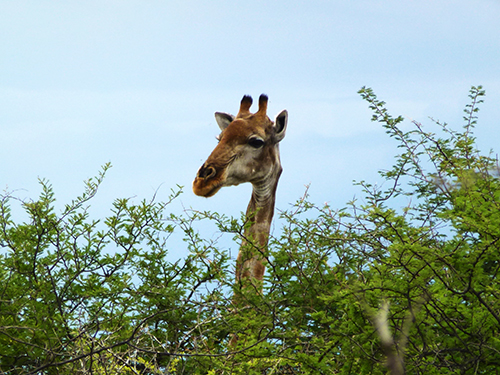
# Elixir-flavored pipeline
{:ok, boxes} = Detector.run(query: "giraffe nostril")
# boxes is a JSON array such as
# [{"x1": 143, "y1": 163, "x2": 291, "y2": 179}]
[{"x1": 198, "y1": 165, "x2": 217, "y2": 180}]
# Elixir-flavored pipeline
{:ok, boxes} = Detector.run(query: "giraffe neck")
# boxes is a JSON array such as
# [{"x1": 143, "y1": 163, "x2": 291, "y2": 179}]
[{"x1": 235, "y1": 166, "x2": 282, "y2": 283}]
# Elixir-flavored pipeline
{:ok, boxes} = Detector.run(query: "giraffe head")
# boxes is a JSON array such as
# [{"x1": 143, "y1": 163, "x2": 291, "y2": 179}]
[{"x1": 193, "y1": 94, "x2": 288, "y2": 198}]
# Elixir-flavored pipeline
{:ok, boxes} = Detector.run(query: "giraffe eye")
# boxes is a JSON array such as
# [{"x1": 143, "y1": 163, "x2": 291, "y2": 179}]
[{"x1": 248, "y1": 137, "x2": 265, "y2": 148}]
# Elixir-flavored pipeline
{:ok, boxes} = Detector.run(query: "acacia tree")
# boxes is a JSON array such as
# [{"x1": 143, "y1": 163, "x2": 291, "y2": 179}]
[
  {"x1": 1, "y1": 86, "x2": 499, "y2": 374},
  {"x1": 0, "y1": 168, "x2": 235, "y2": 374},
  {"x1": 254, "y1": 85, "x2": 499, "y2": 374}
]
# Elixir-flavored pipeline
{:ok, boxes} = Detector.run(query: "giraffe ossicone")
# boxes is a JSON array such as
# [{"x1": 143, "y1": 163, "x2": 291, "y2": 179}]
[{"x1": 193, "y1": 94, "x2": 287, "y2": 283}]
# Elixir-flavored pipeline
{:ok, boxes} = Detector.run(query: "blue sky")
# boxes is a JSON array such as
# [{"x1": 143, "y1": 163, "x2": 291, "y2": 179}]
[{"x1": 2, "y1": 1, "x2": 500, "y2": 258}]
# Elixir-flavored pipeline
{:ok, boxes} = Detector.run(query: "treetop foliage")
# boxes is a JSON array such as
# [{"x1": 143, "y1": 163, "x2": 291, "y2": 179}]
[{"x1": 1, "y1": 86, "x2": 499, "y2": 374}]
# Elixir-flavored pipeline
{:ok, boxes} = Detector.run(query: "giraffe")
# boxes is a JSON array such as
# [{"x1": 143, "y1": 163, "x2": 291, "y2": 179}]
[{"x1": 193, "y1": 94, "x2": 288, "y2": 288}]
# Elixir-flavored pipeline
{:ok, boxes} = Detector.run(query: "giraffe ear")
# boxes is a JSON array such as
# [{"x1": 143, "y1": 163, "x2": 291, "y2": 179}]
[
  {"x1": 214, "y1": 112, "x2": 234, "y2": 131},
  {"x1": 274, "y1": 110, "x2": 288, "y2": 142}
]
